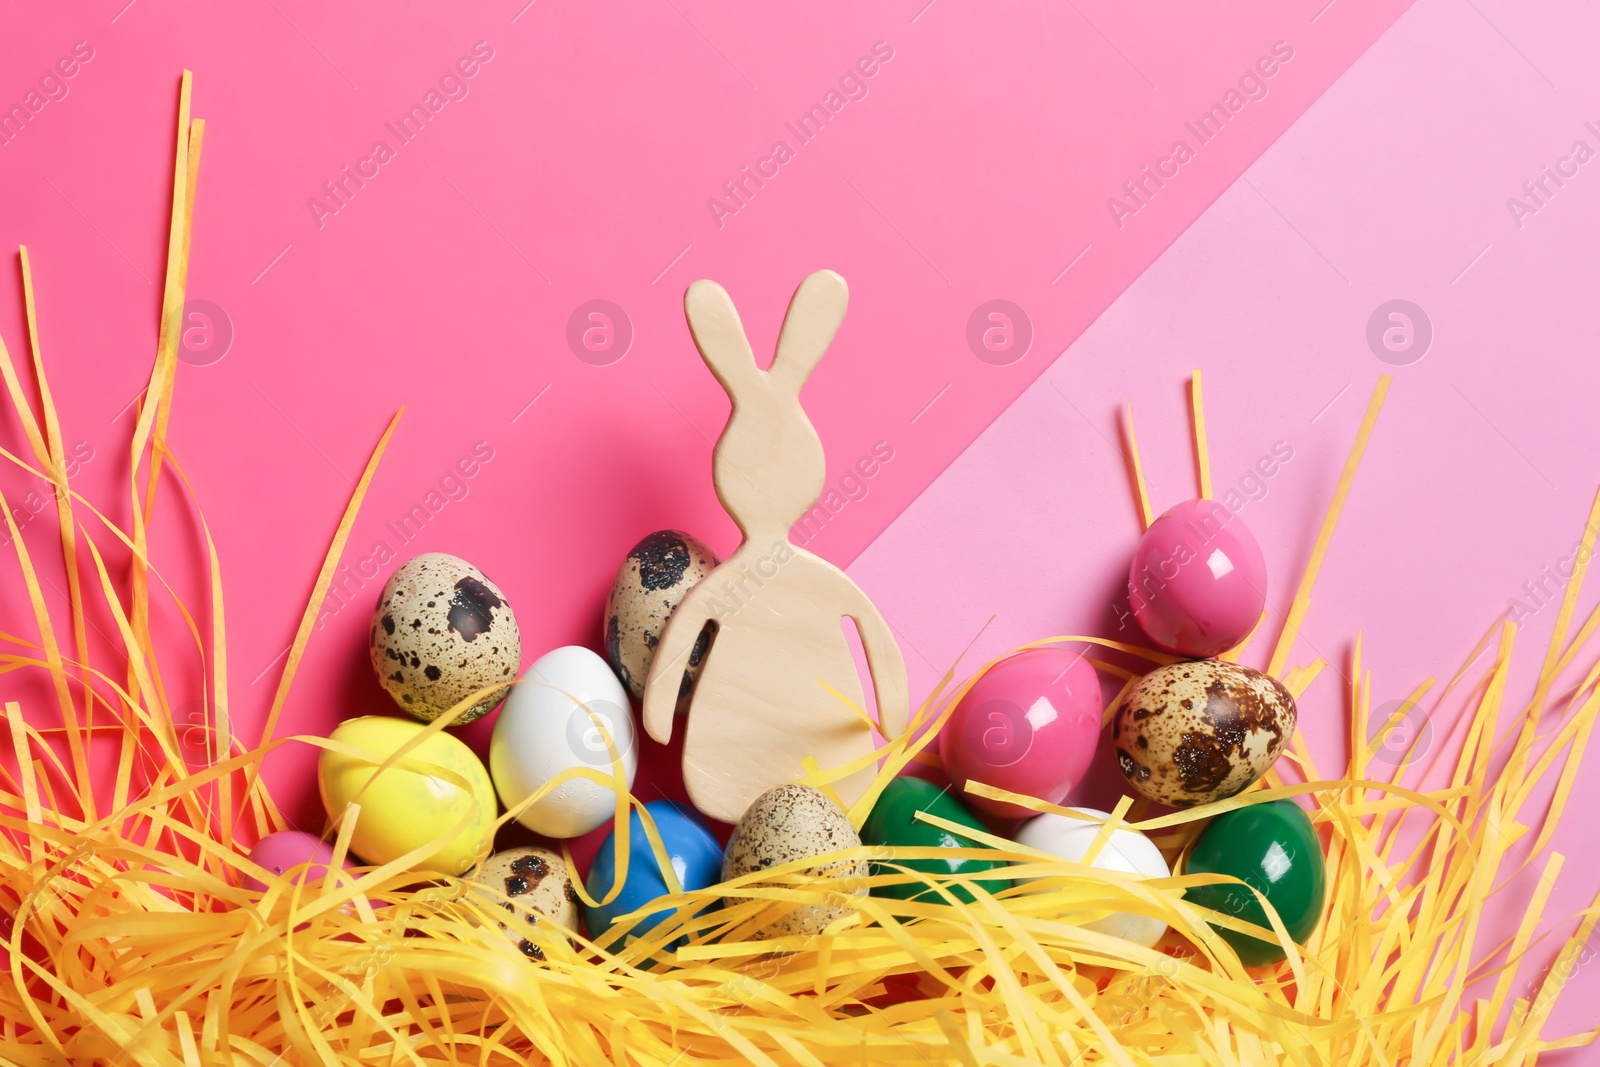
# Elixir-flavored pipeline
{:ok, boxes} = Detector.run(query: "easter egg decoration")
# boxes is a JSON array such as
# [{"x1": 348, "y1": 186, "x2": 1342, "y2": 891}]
[
  {"x1": 722, "y1": 784, "x2": 868, "y2": 939},
  {"x1": 470, "y1": 846, "x2": 579, "y2": 960},
  {"x1": 369, "y1": 553, "x2": 522, "y2": 725},
  {"x1": 640, "y1": 271, "x2": 910, "y2": 824},
  {"x1": 604, "y1": 530, "x2": 719, "y2": 705},
  {"x1": 1119, "y1": 373, "x2": 1274, "y2": 660},
  {"x1": 1128, "y1": 499, "x2": 1267, "y2": 658},
  {"x1": 584, "y1": 800, "x2": 724, "y2": 949},
  {"x1": 241, "y1": 831, "x2": 354, "y2": 894},
  {"x1": 1110, "y1": 659, "x2": 1296, "y2": 807},
  {"x1": 1014, "y1": 808, "x2": 1171, "y2": 949},
  {"x1": 317, "y1": 716, "x2": 496, "y2": 875},
  {"x1": 490, "y1": 646, "x2": 637, "y2": 839},
  {"x1": 859, "y1": 776, "x2": 1011, "y2": 904},
  {"x1": 939, "y1": 647, "x2": 1102, "y2": 820},
  {"x1": 1183, "y1": 799, "x2": 1326, "y2": 965}
]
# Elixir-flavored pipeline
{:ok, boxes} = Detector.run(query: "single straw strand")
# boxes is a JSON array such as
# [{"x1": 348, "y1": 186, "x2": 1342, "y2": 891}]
[
  {"x1": 248, "y1": 409, "x2": 403, "y2": 783},
  {"x1": 1190, "y1": 370, "x2": 1212, "y2": 500},
  {"x1": 126, "y1": 69, "x2": 193, "y2": 719},
  {"x1": 1123, "y1": 399, "x2": 1153, "y2": 531},
  {"x1": 1268, "y1": 376, "x2": 1390, "y2": 678}
]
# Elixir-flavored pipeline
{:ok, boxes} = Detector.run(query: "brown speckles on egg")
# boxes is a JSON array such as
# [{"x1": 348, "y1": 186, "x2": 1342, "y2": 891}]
[
  {"x1": 447, "y1": 576, "x2": 502, "y2": 642},
  {"x1": 602, "y1": 531, "x2": 719, "y2": 703},
  {"x1": 369, "y1": 553, "x2": 522, "y2": 725},
  {"x1": 471, "y1": 847, "x2": 576, "y2": 961},
  {"x1": 510, "y1": 853, "x2": 549, "y2": 882},
  {"x1": 722, "y1": 784, "x2": 867, "y2": 940},
  {"x1": 1110, "y1": 660, "x2": 1297, "y2": 806},
  {"x1": 633, "y1": 530, "x2": 695, "y2": 590},
  {"x1": 1171, "y1": 731, "x2": 1231, "y2": 793}
]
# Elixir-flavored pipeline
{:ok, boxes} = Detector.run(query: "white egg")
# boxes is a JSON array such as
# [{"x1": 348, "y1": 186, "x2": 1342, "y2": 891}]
[
  {"x1": 489, "y1": 646, "x2": 638, "y2": 839},
  {"x1": 1015, "y1": 806, "x2": 1171, "y2": 949}
]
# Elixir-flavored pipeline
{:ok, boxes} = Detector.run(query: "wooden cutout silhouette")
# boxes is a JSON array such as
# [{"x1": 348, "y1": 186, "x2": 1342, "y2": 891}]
[{"x1": 641, "y1": 270, "x2": 910, "y2": 824}]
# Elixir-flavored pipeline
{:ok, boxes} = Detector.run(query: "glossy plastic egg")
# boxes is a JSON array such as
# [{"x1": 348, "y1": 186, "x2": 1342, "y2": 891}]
[
  {"x1": 1183, "y1": 799, "x2": 1326, "y2": 965},
  {"x1": 370, "y1": 553, "x2": 522, "y2": 724},
  {"x1": 1015, "y1": 807, "x2": 1171, "y2": 948},
  {"x1": 490, "y1": 646, "x2": 638, "y2": 838},
  {"x1": 859, "y1": 777, "x2": 1011, "y2": 903},
  {"x1": 318, "y1": 716, "x2": 497, "y2": 875},
  {"x1": 242, "y1": 831, "x2": 354, "y2": 893},
  {"x1": 722, "y1": 784, "x2": 867, "y2": 939},
  {"x1": 1111, "y1": 660, "x2": 1296, "y2": 807},
  {"x1": 470, "y1": 846, "x2": 579, "y2": 960},
  {"x1": 603, "y1": 530, "x2": 718, "y2": 704},
  {"x1": 583, "y1": 800, "x2": 723, "y2": 948},
  {"x1": 939, "y1": 647, "x2": 1102, "y2": 819},
  {"x1": 1128, "y1": 499, "x2": 1267, "y2": 658}
]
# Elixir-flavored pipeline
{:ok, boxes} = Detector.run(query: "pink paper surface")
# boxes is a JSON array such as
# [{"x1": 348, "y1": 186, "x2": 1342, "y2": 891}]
[
  {"x1": 849, "y1": 0, "x2": 1600, "y2": 1043},
  {"x1": 11, "y1": 0, "x2": 1594, "y2": 1041},
  {"x1": 0, "y1": 1, "x2": 1407, "y2": 775}
]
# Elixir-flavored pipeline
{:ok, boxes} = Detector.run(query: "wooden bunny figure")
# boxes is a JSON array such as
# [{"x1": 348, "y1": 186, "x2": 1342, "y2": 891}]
[{"x1": 641, "y1": 270, "x2": 910, "y2": 824}]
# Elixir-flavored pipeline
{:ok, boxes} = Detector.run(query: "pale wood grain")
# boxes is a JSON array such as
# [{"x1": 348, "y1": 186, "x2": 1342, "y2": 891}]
[{"x1": 642, "y1": 270, "x2": 910, "y2": 824}]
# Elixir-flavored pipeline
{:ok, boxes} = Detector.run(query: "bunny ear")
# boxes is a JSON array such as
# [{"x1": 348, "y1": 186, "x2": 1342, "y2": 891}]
[
  {"x1": 769, "y1": 270, "x2": 848, "y2": 395},
  {"x1": 685, "y1": 279, "x2": 762, "y2": 396}
]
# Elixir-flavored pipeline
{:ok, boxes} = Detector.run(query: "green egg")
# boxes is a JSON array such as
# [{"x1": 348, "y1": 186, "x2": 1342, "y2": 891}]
[
  {"x1": 859, "y1": 777, "x2": 1011, "y2": 903},
  {"x1": 1183, "y1": 799, "x2": 1326, "y2": 965}
]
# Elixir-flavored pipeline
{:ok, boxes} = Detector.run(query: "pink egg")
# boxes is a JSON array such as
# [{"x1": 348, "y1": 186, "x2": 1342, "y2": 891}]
[
  {"x1": 939, "y1": 648, "x2": 1102, "y2": 820},
  {"x1": 1128, "y1": 499, "x2": 1267, "y2": 658},
  {"x1": 243, "y1": 831, "x2": 351, "y2": 893}
]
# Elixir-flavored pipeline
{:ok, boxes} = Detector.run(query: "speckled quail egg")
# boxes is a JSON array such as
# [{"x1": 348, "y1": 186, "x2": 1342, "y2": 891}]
[
  {"x1": 470, "y1": 846, "x2": 579, "y2": 960},
  {"x1": 722, "y1": 784, "x2": 868, "y2": 939},
  {"x1": 370, "y1": 553, "x2": 522, "y2": 725},
  {"x1": 1111, "y1": 660, "x2": 1296, "y2": 807},
  {"x1": 603, "y1": 530, "x2": 718, "y2": 705}
]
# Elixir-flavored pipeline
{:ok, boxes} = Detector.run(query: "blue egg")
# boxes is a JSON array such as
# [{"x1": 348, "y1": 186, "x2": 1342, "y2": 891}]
[{"x1": 584, "y1": 800, "x2": 723, "y2": 948}]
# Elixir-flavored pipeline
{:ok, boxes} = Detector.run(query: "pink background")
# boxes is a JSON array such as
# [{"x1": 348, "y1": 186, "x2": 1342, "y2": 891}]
[
  {"x1": 853, "y1": 0, "x2": 1600, "y2": 1043},
  {"x1": 2, "y1": 0, "x2": 1596, "y2": 1049}
]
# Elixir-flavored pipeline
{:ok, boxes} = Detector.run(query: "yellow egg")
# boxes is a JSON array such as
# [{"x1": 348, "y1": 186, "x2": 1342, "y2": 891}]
[{"x1": 319, "y1": 716, "x2": 497, "y2": 875}]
